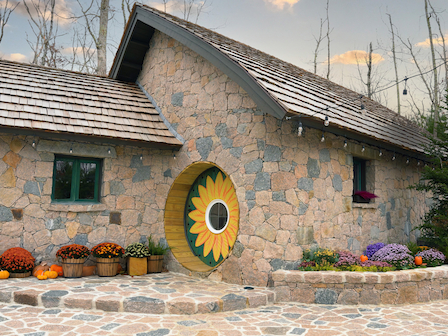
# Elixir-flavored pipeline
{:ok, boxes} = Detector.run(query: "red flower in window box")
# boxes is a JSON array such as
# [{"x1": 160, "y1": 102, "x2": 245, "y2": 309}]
[{"x1": 354, "y1": 191, "x2": 378, "y2": 200}]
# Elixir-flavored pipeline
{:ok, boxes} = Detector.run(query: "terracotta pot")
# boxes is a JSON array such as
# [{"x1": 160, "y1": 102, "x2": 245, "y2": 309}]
[
  {"x1": 61, "y1": 258, "x2": 85, "y2": 278},
  {"x1": 82, "y1": 265, "x2": 96, "y2": 277},
  {"x1": 415, "y1": 256, "x2": 423, "y2": 266},
  {"x1": 147, "y1": 255, "x2": 164, "y2": 273},
  {"x1": 96, "y1": 258, "x2": 120, "y2": 277},
  {"x1": 127, "y1": 257, "x2": 147, "y2": 276}
]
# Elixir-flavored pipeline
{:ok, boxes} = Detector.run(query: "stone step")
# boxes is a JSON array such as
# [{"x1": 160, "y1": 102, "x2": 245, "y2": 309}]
[{"x1": 0, "y1": 273, "x2": 276, "y2": 315}]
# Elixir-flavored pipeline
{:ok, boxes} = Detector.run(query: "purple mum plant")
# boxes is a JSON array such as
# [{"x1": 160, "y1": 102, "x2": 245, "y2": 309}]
[
  {"x1": 364, "y1": 242, "x2": 386, "y2": 259},
  {"x1": 371, "y1": 244, "x2": 415, "y2": 269},
  {"x1": 417, "y1": 248, "x2": 446, "y2": 267},
  {"x1": 360, "y1": 260, "x2": 393, "y2": 268}
]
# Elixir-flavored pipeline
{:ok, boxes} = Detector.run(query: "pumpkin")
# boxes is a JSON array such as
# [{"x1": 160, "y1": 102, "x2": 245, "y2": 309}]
[
  {"x1": 360, "y1": 255, "x2": 368, "y2": 262},
  {"x1": 44, "y1": 270, "x2": 58, "y2": 279},
  {"x1": 33, "y1": 262, "x2": 50, "y2": 277},
  {"x1": 34, "y1": 270, "x2": 45, "y2": 277},
  {"x1": 50, "y1": 264, "x2": 63, "y2": 277},
  {"x1": 415, "y1": 256, "x2": 423, "y2": 266},
  {"x1": 37, "y1": 274, "x2": 47, "y2": 280},
  {"x1": 0, "y1": 270, "x2": 9, "y2": 279}
]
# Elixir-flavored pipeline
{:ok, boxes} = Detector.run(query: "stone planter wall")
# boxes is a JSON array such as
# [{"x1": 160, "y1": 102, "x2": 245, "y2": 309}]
[{"x1": 272, "y1": 266, "x2": 448, "y2": 305}]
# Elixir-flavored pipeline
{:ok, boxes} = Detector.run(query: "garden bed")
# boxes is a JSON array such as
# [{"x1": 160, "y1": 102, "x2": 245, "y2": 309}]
[{"x1": 272, "y1": 265, "x2": 448, "y2": 305}]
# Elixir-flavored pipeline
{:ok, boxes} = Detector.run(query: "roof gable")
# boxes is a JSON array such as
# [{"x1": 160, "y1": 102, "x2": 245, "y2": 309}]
[{"x1": 111, "y1": 4, "x2": 429, "y2": 156}]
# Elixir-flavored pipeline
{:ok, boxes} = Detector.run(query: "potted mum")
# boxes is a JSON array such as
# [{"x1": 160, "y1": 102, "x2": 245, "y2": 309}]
[
  {"x1": 56, "y1": 244, "x2": 90, "y2": 278},
  {"x1": 0, "y1": 247, "x2": 35, "y2": 278},
  {"x1": 125, "y1": 243, "x2": 150, "y2": 276},
  {"x1": 91, "y1": 242, "x2": 125, "y2": 277},
  {"x1": 147, "y1": 235, "x2": 170, "y2": 273}
]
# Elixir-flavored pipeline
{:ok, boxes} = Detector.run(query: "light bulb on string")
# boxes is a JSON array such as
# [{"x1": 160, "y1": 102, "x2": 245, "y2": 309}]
[
  {"x1": 417, "y1": 161, "x2": 421, "y2": 166},
  {"x1": 140, "y1": 154, "x2": 143, "y2": 161},
  {"x1": 406, "y1": 158, "x2": 410, "y2": 164},
  {"x1": 297, "y1": 121, "x2": 303, "y2": 136},
  {"x1": 403, "y1": 76, "x2": 408, "y2": 95},
  {"x1": 379, "y1": 149, "x2": 383, "y2": 157},
  {"x1": 392, "y1": 153, "x2": 396, "y2": 161},
  {"x1": 32, "y1": 140, "x2": 36, "y2": 148},
  {"x1": 324, "y1": 115, "x2": 329, "y2": 127},
  {"x1": 361, "y1": 146, "x2": 365, "y2": 152},
  {"x1": 69, "y1": 147, "x2": 73, "y2": 154},
  {"x1": 107, "y1": 148, "x2": 111, "y2": 155},
  {"x1": 344, "y1": 140, "x2": 347, "y2": 148},
  {"x1": 321, "y1": 132, "x2": 325, "y2": 142}
]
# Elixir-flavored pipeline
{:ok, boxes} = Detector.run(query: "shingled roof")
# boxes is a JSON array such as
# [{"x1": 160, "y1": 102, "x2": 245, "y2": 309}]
[
  {"x1": 111, "y1": 4, "x2": 429, "y2": 157},
  {"x1": 0, "y1": 60, "x2": 182, "y2": 148}
]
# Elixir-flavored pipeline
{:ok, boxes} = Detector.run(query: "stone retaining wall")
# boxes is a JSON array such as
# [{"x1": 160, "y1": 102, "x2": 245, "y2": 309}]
[{"x1": 272, "y1": 266, "x2": 448, "y2": 305}]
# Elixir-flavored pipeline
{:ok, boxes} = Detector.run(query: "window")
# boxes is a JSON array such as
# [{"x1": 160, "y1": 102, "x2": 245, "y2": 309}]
[
  {"x1": 52, "y1": 156, "x2": 101, "y2": 203},
  {"x1": 353, "y1": 157, "x2": 370, "y2": 203}
]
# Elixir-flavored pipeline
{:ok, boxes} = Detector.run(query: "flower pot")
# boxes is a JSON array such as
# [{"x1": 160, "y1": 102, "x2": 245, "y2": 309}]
[
  {"x1": 61, "y1": 258, "x2": 85, "y2": 278},
  {"x1": 9, "y1": 271, "x2": 31, "y2": 278},
  {"x1": 127, "y1": 257, "x2": 147, "y2": 276},
  {"x1": 96, "y1": 257, "x2": 120, "y2": 277},
  {"x1": 147, "y1": 255, "x2": 164, "y2": 273}
]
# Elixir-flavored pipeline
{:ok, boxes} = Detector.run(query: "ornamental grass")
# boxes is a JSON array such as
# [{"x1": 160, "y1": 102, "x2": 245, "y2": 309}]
[
  {"x1": 91, "y1": 242, "x2": 125, "y2": 258},
  {"x1": 56, "y1": 244, "x2": 90, "y2": 260}
]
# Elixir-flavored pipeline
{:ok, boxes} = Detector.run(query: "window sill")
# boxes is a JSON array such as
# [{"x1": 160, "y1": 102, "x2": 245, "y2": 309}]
[
  {"x1": 352, "y1": 202, "x2": 377, "y2": 209},
  {"x1": 48, "y1": 203, "x2": 107, "y2": 212}
]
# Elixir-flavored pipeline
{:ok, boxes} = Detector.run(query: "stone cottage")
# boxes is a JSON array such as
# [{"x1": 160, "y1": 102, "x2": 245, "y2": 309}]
[{"x1": 0, "y1": 4, "x2": 429, "y2": 286}]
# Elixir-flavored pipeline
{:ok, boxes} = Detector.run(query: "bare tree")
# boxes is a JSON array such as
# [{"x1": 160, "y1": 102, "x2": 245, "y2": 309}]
[
  {"x1": 180, "y1": 0, "x2": 210, "y2": 24},
  {"x1": 312, "y1": 18, "x2": 326, "y2": 74},
  {"x1": 77, "y1": 0, "x2": 110, "y2": 76},
  {"x1": 24, "y1": 0, "x2": 66, "y2": 68},
  {"x1": 428, "y1": 1, "x2": 447, "y2": 95},
  {"x1": 121, "y1": 0, "x2": 134, "y2": 30},
  {"x1": 325, "y1": 0, "x2": 331, "y2": 80},
  {"x1": 386, "y1": 13, "x2": 401, "y2": 115},
  {"x1": 0, "y1": 0, "x2": 18, "y2": 46}
]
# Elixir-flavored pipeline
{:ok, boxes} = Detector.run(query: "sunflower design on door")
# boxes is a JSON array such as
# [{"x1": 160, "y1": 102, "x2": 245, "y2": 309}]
[{"x1": 185, "y1": 167, "x2": 239, "y2": 267}]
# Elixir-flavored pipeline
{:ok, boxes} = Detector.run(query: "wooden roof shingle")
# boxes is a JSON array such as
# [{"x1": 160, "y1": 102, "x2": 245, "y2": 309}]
[{"x1": 0, "y1": 60, "x2": 182, "y2": 148}]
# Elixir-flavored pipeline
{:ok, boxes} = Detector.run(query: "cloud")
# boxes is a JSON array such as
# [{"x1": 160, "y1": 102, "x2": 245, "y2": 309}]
[
  {"x1": 329, "y1": 50, "x2": 384, "y2": 65},
  {"x1": 416, "y1": 34, "x2": 448, "y2": 48},
  {"x1": 5, "y1": 0, "x2": 72, "y2": 27},
  {"x1": 1, "y1": 53, "x2": 29, "y2": 63},
  {"x1": 62, "y1": 46, "x2": 95, "y2": 56},
  {"x1": 264, "y1": 0, "x2": 300, "y2": 10}
]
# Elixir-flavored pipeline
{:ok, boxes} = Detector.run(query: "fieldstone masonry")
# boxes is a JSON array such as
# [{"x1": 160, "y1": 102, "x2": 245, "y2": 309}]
[{"x1": 0, "y1": 29, "x2": 429, "y2": 287}]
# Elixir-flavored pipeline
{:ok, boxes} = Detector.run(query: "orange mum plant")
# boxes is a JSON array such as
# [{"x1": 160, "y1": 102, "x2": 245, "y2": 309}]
[
  {"x1": 91, "y1": 242, "x2": 125, "y2": 258},
  {"x1": 0, "y1": 247, "x2": 35, "y2": 273},
  {"x1": 56, "y1": 244, "x2": 90, "y2": 260}
]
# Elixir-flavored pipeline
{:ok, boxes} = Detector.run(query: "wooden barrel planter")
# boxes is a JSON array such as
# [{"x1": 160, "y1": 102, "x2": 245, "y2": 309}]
[
  {"x1": 96, "y1": 258, "x2": 120, "y2": 277},
  {"x1": 61, "y1": 258, "x2": 85, "y2": 278},
  {"x1": 9, "y1": 271, "x2": 31, "y2": 278},
  {"x1": 147, "y1": 255, "x2": 164, "y2": 273},
  {"x1": 127, "y1": 257, "x2": 147, "y2": 276}
]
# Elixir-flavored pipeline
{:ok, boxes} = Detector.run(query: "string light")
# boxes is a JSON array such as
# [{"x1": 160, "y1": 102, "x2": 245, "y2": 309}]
[
  {"x1": 392, "y1": 153, "x2": 396, "y2": 161},
  {"x1": 403, "y1": 76, "x2": 408, "y2": 95},
  {"x1": 321, "y1": 132, "x2": 325, "y2": 142},
  {"x1": 361, "y1": 146, "x2": 365, "y2": 152},
  {"x1": 69, "y1": 146, "x2": 73, "y2": 154},
  {"x1": 107, "y1": 148, "x2": 111, "y2": 154},
  {"x1": 32, "y1": 140, "x2": 36, "y2": 148},
  {"x1": 360, "y1": 95, "x2": 365, "y2": 110},
  {"x1": 140, "y1": 154, "x2": 143, "y2": 160},
  {"x1": 298, "y1": 121, "x2": 303, "y2": 136},
  {"x1": 379, "y1": 149, "x2": 383, "y2": 157},
  {"x1": 406, "y1": 158, "x2": 410, "y2": 164},
  {"x1": 417, "y1": 161, "x2": 421, "y2": 166},
  {"x1": 344, "y1": 140, "x2": 347, "y2": 148},
  {"x1": 324, "y1": 115, "x2": 329, "y2": 127}
]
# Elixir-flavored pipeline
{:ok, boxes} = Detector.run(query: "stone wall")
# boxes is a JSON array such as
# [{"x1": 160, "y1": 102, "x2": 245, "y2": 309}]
[
  {"x1": 137, "y1": 31, "x2": 429, "y2": 286},
  {"x1": 0, "y1": 135, "x2": 174, "y2": 265},
  {"x1": 272, "y1": 267, "x2": 448, "y2": 305}
]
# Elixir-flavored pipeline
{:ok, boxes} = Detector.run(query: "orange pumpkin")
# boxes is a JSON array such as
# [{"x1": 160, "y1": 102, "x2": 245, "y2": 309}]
[
  {"x1": 0, "y1": 270, "x2": 9, "y2": 279},
  {"x1": 360, "y1": 255, "x2": 368, "y2": 262},
  {"x1": 33, "y1": 262, "x2": 50, "y2": 277},
  {"x1": 415, "y1": 256, "x2": 423, "y2": 266},
  {"x1": 44, "y1": 270, "x2": 58, "y2": 279},
  {"x1": 50, "y1": 264, "x2": 63, "y2": 276},
  {"x1": 37, "y1": 274, "x2": 47, "y2": 280},
  {"x1": 34, "y1": 270, "x2": 46, "y2": 277}
]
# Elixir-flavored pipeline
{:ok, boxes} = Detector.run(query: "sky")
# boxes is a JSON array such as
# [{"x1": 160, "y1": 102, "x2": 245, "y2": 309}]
[{"x1": 0, "y1": 0, "x2": 447, "y2": 117}]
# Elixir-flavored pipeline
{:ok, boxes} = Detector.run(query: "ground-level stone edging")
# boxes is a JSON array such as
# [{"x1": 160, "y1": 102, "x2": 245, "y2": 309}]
[
  {"x1": 272, "y1": 265, "x2": 448, "y2": 305},
  {"x1": 0, "y1": 273, "x2": 275, "y2": 315}
]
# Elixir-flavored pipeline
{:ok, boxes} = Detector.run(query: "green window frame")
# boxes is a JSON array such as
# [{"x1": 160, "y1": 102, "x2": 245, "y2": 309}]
[
  {"x1": 51, "y1": 156, "x2": 102, "y2": 203},
  {"x1": 353, "y1": 158, "x2": 366, "y2": 193}
]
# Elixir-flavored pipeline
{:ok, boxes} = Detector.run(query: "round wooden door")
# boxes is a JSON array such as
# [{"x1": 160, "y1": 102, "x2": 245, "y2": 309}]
[{"x1": 184, "y1": 167, "x2": 239, "y2": 268}]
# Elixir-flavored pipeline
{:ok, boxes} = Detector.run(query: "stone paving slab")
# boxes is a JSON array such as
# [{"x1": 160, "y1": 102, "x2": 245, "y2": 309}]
[
  {"x1": 1, "y1": 300, "x2": 448, "y2": 335},
  {"x1": 0, "y1": 272, "x2": 275, "y2": 315}
]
